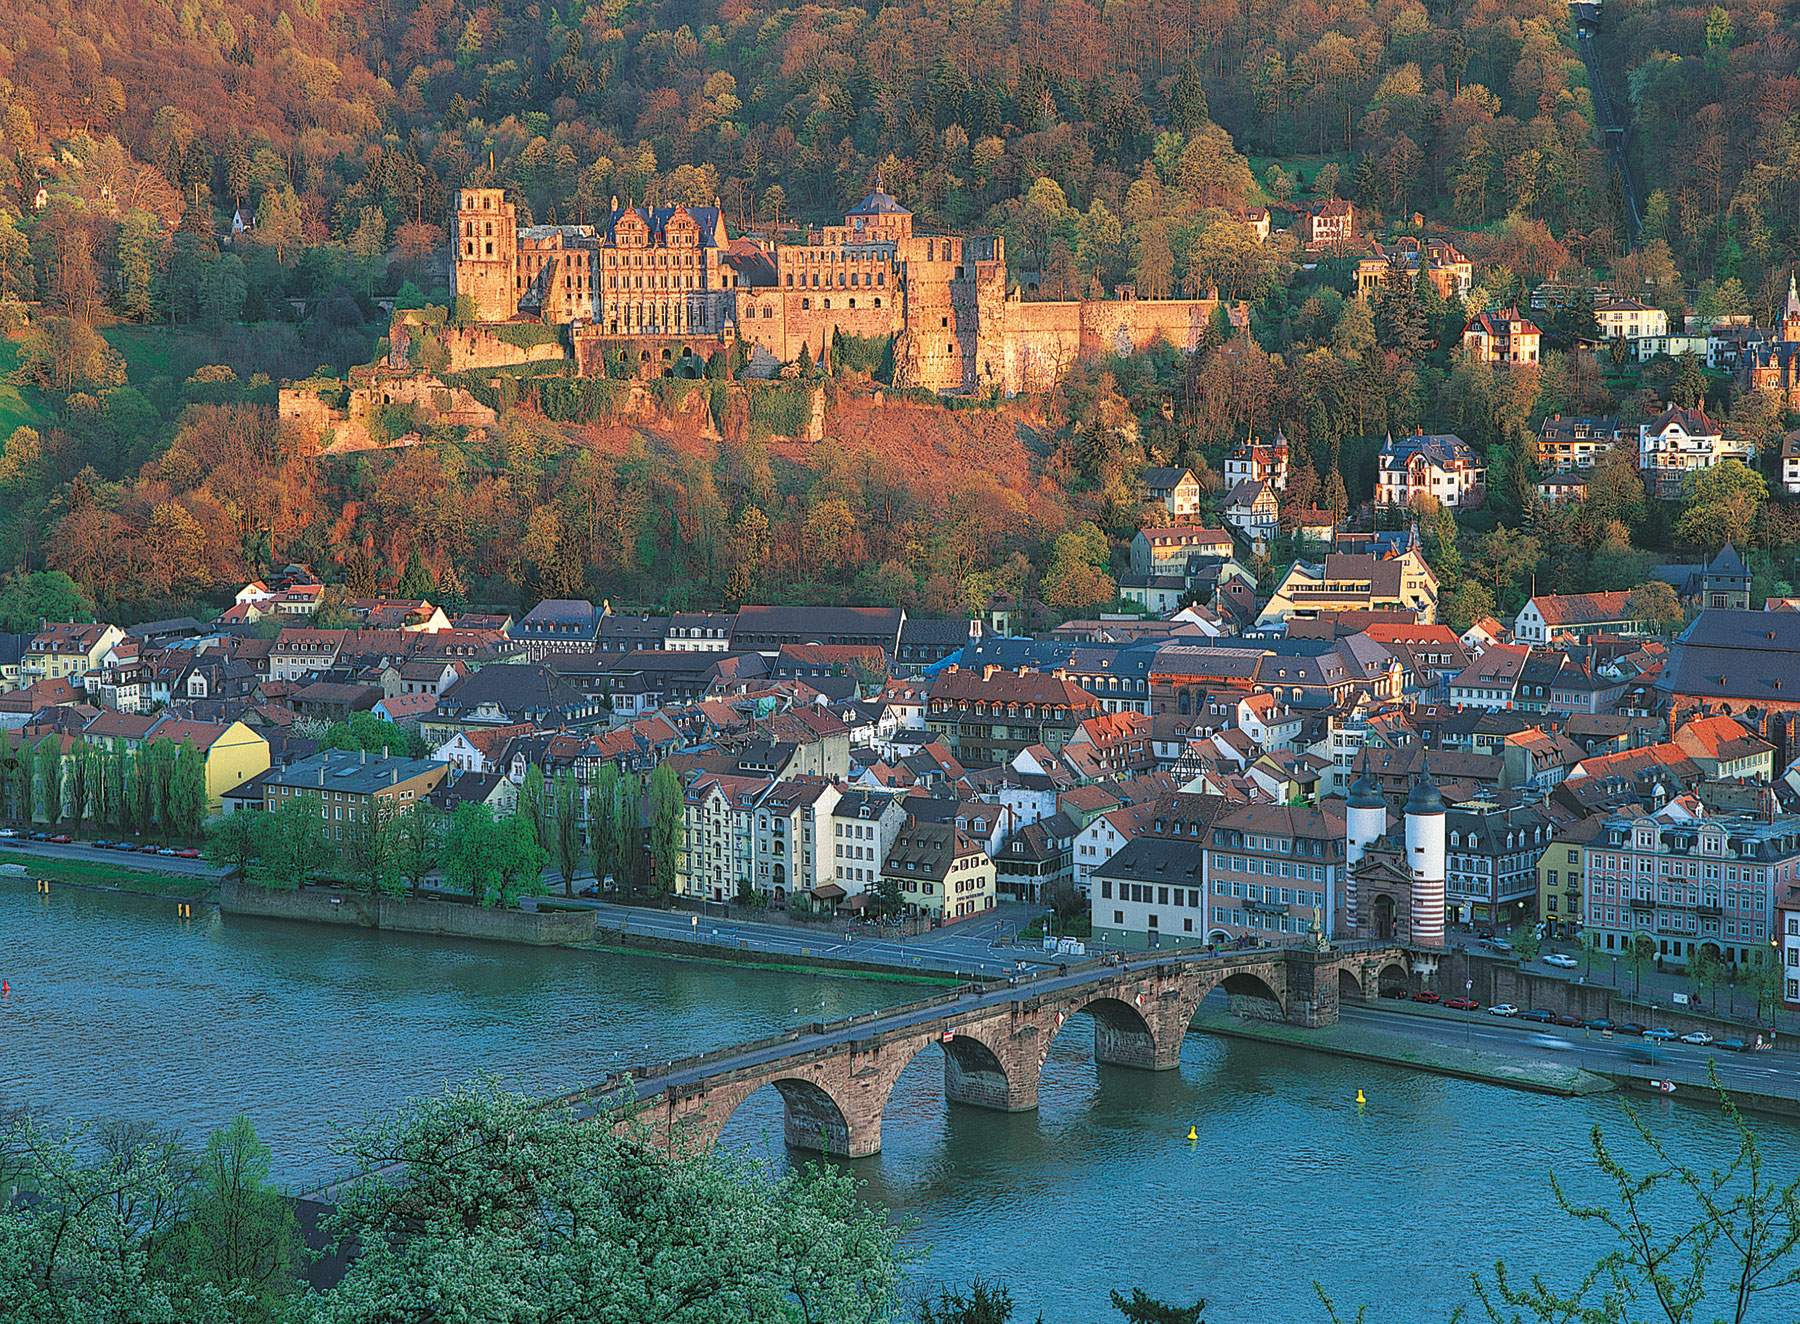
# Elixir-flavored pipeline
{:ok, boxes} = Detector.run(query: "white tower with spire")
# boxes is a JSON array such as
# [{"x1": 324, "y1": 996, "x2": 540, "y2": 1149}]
[
  {"x1": 1782, "y1": 273, "x2": 1800, "y2": 344},
  {"x1": 1404, "y1": 759, "x2": 1447, "y2": 948},
  {"x1": 1343, "y1": 772, "x2": 1387, "y2": 934}
]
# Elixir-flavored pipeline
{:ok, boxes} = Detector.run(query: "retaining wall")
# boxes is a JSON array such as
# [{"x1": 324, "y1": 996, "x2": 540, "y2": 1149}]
[{"x1": 220, "y1": 882, "x2": 595, "y2": 947}]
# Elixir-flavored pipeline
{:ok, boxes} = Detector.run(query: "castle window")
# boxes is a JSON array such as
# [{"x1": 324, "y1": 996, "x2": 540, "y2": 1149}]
[
  {"x1": 762, "y1": 307, "x2": 772, "y2": 319},
  {"x1": 824, "y1": 299, "x2": 831, "y2": 309},
  {"x1": 786, "y1": 275, "x2": 793, "y2": 287},
  {"x1": 942, "y1": 317, "x2": 949, "y2": 328},
  {"x1": 802, "y1": 298, "x2": 810, "y2": 310},
  {"x1": 849, "y1": 298, "x2": 856, "y2": 308},
  {"x1": 874, "y1": 298, "x2": 882, "y2": 307}
]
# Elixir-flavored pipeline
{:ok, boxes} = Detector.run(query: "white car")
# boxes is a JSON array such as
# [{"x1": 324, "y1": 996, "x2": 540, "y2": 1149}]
[
  {"x1": 1488, "y1": 1004, "x2": 1519, "y2": 1018},
  {"x1": 1542, "y1": 953, "x2": 1579, "y2": 969},
  {"x1": 1679, "y1": 1031, "x2": 1713, "y2": 1046}
]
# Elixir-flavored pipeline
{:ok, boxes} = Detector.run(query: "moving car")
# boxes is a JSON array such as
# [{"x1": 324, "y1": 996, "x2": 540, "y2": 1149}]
[
  {"x1": 1519, "y1": 1009, "x2": 1555, "y2": 1024},
  {"x1": 1543, "y1": 953, "x2": 1578, "y2": 969},
  {"x1": 137, "y1": 843, "x2": 161, "y2": 854},
  {"x1": 1444, "y1": 996, "x2": 1479, "y2": 1011},
  {"x1": 1678, "y1": 1031, "x2": 1713, "y2": 1046},
  {"x1": 1643, "y1": 1027, "x2": 1677, "y2": 1042},
  {"x1": 1489, "y1": 1004, "x2": 1519, "y2": 1017},
  {"x1": 1411, "y1": 990, "x2": 1442, "y2": 1004},
  {"x1": 1585, "y1": 1019, "x2": 1614, "y2": 1033},
  {"x1": 1615, "y1": 1023, "x2": 1647, "y2": 1036}
]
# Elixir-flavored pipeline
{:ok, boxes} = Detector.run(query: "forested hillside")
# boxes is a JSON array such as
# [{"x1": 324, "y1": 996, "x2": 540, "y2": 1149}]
[{"x1": 0, "y1": 0, "x2": 1797, "y2": 629}]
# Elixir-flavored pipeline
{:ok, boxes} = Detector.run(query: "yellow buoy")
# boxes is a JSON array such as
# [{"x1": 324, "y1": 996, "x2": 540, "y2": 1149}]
[
  {"x1": 1186, "y1": 1126, "x2": 1197, "y2": 1141},
  {"x1": 1356, "y1": 1089, "x2": 1366, "y2": 1105}
]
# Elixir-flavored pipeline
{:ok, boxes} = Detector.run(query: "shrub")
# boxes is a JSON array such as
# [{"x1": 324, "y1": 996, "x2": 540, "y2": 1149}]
[{"x1": 747, "y1": 383, "x2": 813, "y2": 439}]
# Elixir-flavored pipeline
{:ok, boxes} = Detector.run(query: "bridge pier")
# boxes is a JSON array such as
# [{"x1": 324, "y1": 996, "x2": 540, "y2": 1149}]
[
  {"x1": 942, "y1": 1035, "x2": 1039, "y2": 1112},
  {"x1": 774, "y1": 1078, "x2": 883, "y2": 1158},
  {"x1": 1091, "y1": 998, "x2": 1178, "y2": 1071}
]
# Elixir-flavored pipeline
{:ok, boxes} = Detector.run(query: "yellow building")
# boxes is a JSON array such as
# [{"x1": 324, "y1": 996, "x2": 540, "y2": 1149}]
[
  {"x1": 881, "y1": 821, "x2": 997, "y2": 922},
  {"x1": 1536, "y1": 817, "x2": 1603, "y2": 940},
  {"x1": 152, "y1": 719, "x2": 271, "y2": 813}
]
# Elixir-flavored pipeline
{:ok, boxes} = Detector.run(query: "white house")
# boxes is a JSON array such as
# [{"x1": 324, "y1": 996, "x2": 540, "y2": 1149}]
[
  {"x1": 1638, "y1": 405, "x2": 1752, "y2": 498},
  {"x1": 1376, "y1": 433, "x2": 1485, "y2": 509}
]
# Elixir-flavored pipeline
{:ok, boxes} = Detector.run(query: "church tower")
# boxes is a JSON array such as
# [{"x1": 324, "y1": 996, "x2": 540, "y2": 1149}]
[
  {"x1": 1783, "y1": 273, "x2": 1800, "y2": 345},
  {"x1": 1404, "y1": 761, "x2": 1446, "y2": 949},
  {"x1": 452, "y1": 188, "x2": 518, "y2": 322}
]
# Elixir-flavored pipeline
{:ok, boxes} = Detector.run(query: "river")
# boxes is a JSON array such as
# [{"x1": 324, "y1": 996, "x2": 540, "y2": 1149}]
[{"x1": 5, "y1": 882, "x2": 1796, "y2": 1323}]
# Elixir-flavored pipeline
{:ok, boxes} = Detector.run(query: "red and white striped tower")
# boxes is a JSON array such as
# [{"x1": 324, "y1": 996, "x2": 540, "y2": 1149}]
[{"x1": 1405, "y1": 759, "x2": 1447, "y2": 948}]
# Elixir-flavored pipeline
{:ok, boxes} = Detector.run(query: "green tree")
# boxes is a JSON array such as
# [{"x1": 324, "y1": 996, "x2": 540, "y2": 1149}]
[
  {"x1": 1624, "y1": 580, "x2": 1683, "y2": 634},
  {"x1": 1509, "y1": 923, "x2": 1541, "y2": 965},
  {"x1": 0, "y1": 570, "x2": 95, "y2": 633},
  {"x1": 920, "y1": 1280, "x2": 1034, "y2": 1323},
  {"x1": 442, "y1": 802, "x2": 502, "y2": 904},
  {"x1": 338, "y1": 802, "x2": 390, "y2": 895},
  {"x1": 518, "y1": 762, "x2": 549, "y2": 854},
  {"x1": 305, "y1": 1078, "x2": 903, "y2": 1324},
  {"x1": 382, "y1": 802, "x2": 440, "y2": 898},
  {"x1": 157, "y1": 1117, "x2": 302, "y2": 1322},
  {"x1": 172, "y1": 739, "x2": 206, "y2": 839},
  {"x1": 1167, "y1": 61, "x2": 1209, "y2": 134},
  {"x1": 491, "y1": 811, "x2": 550, "y2": 908},
  {"x1": 553, "y1": 769, "x2": 584, "y2": 898},
  {"x1": 647, "y1": 762, "x2": 683, "y2": 900},
  {"x1": 1471, "y1": 1086, "x2": 1800, "y2": 1324},
  {"x1": 253, "y1": 793, "x2": 331, "y2": 889},
  {"x1": 206, "y1": 811, "x2": 259, "y2": 885},
  {"x1": 1675, "y1": 459, "x2": 1767, "y2": 551},
  {"x1": 1689, "y1": 943, "x2": 1722, "y2": 1014},
  {"x1": 875, "y1": 873, "x2": 904, "y2": 919},
  {"x1": 1110, "y1": 1288, "x2": 1207, "y2": 1324},
  {"x1": 1745, "y1": 947, "x2": 1783, "y2": 1034},
  {"x1": 589, "y1": 760, "x2": 620, "y2": 888},
  {"x1": 34, "y1": 735, "x2": 62, "y2": 828},
  {"x1": 1669, "y1": 351, "x2": 1708, "y2": 408},
  {"x1": 616, "y1": 773, "x2": 646, "y2": 896},
  {"x1": 1625, "y1": 931, "x2": 1657, "y2": 998}
]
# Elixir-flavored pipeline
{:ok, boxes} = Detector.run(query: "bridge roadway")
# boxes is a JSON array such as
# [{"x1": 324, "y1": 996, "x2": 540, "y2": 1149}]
[{"x1": 564, "y1": 940, "x2": 1413, "y2": 1158}]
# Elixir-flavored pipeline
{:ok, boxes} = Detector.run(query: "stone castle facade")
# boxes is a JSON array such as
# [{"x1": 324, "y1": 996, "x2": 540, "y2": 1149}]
[{"x1": 452, "y1": 186, "x2": 1226, "y2": 394}]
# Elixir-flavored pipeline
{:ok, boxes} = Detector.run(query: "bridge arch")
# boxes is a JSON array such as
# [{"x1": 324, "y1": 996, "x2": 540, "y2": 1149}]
[
  {"x1": 1034, "y1": 993, "x2": 1169, "y2": 1073},
  {"x1": 715, "y1": 1075, "x2": 860, "y2": 1157},
  {"x1": 1377, "y1": 961, "x2": 1410, "y2": 994},
  {"x1": 887, "y1": 1025, "x2": 1037, "y2": 1115},
  {"x1": 1338, "y1": 968, "x2": 1368, "y2": 1003}
]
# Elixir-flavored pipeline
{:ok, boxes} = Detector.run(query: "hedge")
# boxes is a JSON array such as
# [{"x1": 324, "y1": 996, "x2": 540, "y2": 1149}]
[
  {"x1": 486, "y1": 322, "x2": 565, "y2": 350},
  {"x1": 747, "y1": 383, "x2": 814, "y2": 439}
]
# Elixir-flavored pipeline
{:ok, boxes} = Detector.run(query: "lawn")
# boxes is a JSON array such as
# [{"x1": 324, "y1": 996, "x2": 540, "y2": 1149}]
[
  {"x1": 0, "y1": 337, "x2": 44, "y2": 436},
  {"x1": 11, "y1": 853, "x2": 213, "y2": 897}
]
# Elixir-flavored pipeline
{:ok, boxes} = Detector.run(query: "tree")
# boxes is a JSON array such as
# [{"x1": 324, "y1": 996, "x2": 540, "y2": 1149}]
[
  {"x1": 647, "y1": 762, "x2": 683, "y2": 901},
  {"x1": 338, "y1": 802, "x2": 390, "y2": 895},
  {"x1": 205, "y1": 812, "x2": 258, "y2": 885},
  {"x1": 616, "y1": 773, "x2": 646, "y2": 896},
  {"x1": 1624, "y1": 580, "x2": 1683, "y2": 634},
  {"x1": 346, "y1": 206, "x2": 386, "y2": 296},
  {"x1": 518, "y1": 762, "x2": 549, "y2": 854},
  {"x1": 1509, "y1": 923, "x2": 1541, "y2": 965},
  {"x1": 920, "y1": 1280, "x2": 1035, "y2": 1323},
  {"x1": 1745, "y1": 947, "x2": 1782, "y2": 1034},
  {"x1": 34, "y1": 735, "x2": 62, "y2": 828},
  {"x1": 1472, "y1": 1086, "x2": 1800, "y2": 1324},
  {"x1": 490, "y1": 811, "x2": 550, "y2": 908},
  {"x1": 157, "y1": 1117, "x2": 302, "y2": 1321},
  {"x1": 15, "y1": 315, "x2": 126, "y2": 391},
  {"x1": 1625, "y1": 931, "x2": 1658, "y2": 997},
  {"x1": 171, "y1": 740, "x2": 206, "y2": 839},
  {"x1": 305, "y1": 1079, "x2": 903, "y2": 1324},
  {"x1": 442, "y1": 803, "x2": 502, "y2": 904},
  {"x1": 1689, "y1": 943, "x2": 1722, "y2": 1014},
  {"x1": 253, "y1": 793, "x2": 331, "y2": 889},
  {"x1": 589, "y1": 761, "x2": 620, "y2": 889},
  {"x1": 1675, "y1": 460, "x2": 1767, "y2": 551},
  {"x1": 875, "y1": 873, "x2": 904, "y2": 919},
  {"x1": 553, "y1": 769, "x2": 583, "y2": 898},
  {"x1": 1110, "y1": 1288, "x2": 1207, "y2": 1323},
  {"x1": 382, "y1": 803, "x2": 440, "y2": 898}
]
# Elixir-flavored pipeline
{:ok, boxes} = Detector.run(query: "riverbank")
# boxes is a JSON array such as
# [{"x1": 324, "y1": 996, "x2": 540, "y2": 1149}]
[
  {"x1": 587, "y1": 927, "x2": 963, "y2": 985},
  {"x1": 1188, "y1": 1006, "x2": 1617, "y2": 1098},
  {"x1": 2, "y1": 856, "x2": 214, "y2": 898}
]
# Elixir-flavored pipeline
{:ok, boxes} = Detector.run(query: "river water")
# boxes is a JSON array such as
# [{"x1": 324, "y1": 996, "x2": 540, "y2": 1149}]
[{"x1": 5, "y1": 882, "x2": 1796, "y2": 1323}]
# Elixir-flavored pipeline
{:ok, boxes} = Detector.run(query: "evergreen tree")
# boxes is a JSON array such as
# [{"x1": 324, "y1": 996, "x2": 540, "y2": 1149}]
[
  {"x1": 1168, "y1": 61, "x2": 1209, "y2": 134},
  {"x1": 553, "y1": 769, "x2": 583, "y2": 898},
  {"x1": 589, "y1": 761, "x2": 620, "y2": 889},
  {"x1": 647, "y1": 763, "x2": 683, "y2": 900}
]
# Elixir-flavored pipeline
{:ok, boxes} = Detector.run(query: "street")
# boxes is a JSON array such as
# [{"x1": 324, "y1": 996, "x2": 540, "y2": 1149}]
[{"x1": 1, "y1": 838, "x2": 226, "y2": 881}]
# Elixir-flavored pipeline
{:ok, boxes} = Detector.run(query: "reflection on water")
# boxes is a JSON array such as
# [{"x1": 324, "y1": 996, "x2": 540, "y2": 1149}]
[{"x1": 6, "y1": 882, "x2": 1796, "y2": 1324}]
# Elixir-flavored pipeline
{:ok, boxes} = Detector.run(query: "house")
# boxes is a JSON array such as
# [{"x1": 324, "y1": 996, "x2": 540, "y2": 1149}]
[
  {"x1": 1537, "y1": 473, "x2": 1588, "y2": 504},
  {"x1": 1670, "y1": 714, "x2": 1775, "y2": 781},
  {"x1": 1375, "y1": 433, "x2": 1485, "y2": 510},
  {"x1": 1354, "y1": 236, "x2": 1473, "y2": 302},
  {"x1": 1446, "y1": 643, "x2": 1531, "y2": 710},
  {"x1": 925, "y1": 665, "x2": 1102, "y2": 765},
  {"x1": 290, "y1": 681, "x2": 384, "y2": 723},
  {"x1": 1462, "y1": 308, "x2": 1541, "y2": 365},
  {"x1": 510, "y1": 600, "x2": 601, "y2": 657},
  {"x1": 1536, "y1": 415, "x2": 1619, "y2": 470},
  {"x1": 1129, "y1": 525, "x2": 1235, "y2": 576},
  {"x1": 677, "y1": 772, "x2": 773, "y2": 901},
  {"x1": 430, "y1": 665, "x2": 605, "y2": 736},
  {"x1": 663, "y1": 611, "x2": 737, "y2": 652},
  {"x1": 1231, "y1": 206, "x2": 1272, "y2": 241},
  {"x1": 729, "y1": 605, "x2": 905, "y2": 655},
  {"x1": 1299, "y1": 199, "x2": 1355, "y2": 251},
  {"x1": 1445, "y1": 804, "x2": 1553, "y2": 930},
  {"x1": 879, "y1": 821, "x2": 996, "y2": 922},
  {"x1": 1257, "y1": 550, "x2": 1440, "y2": 627},
  {"x1": 1512, "y1": 592, "x2": 1645, "y2": 646},
  {"x1": 261, "y1": 750, "x2": 448, "y2": 841},
  {"x1": 147, "y1": 718, "x2": 271, "y2": 812},
  {"x1": 1699, "y1": 543, "x2": 1750, "y2": 610},
  {"x1": 1637, "y1": 405, "x2": 1751, "y2": 498},
  {"x1": 1222, "y1": 435, "x2": 1289, "y2": 490},
  {"x1": 1594, "y1": 298, "x2": 1668, "y2": 344},
  {"x1": 993, "y1": 814, "x2": 1076, "y2": 903},
  {"x1": 1784, "y1": 431, "x2": 1800, "y2": 495},
  {"x1": 23, "y1": 622, "x2": 127, "y2": 684},
  {"x1": 268, "y1": 628, "x2": 351, "y2": 683},
  {"x1": 1220, "y1": 481, "x2": 1279, "y2": 554},
  {"x1": 827, "y1": 790, "x2": 909, "y2": 898},
  {"x1": 1140, "y1": 467, "x2": 1202, "y2": 520},
  {"x1": 372, "y1": 693, "x2": 439, "y2": 726},
  {"x1": 1120, "y1": 575, "x2": 1187, "y2": 615}
]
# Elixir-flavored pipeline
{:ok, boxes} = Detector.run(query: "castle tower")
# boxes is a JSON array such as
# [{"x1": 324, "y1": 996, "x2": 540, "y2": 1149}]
[
  {"x1": 1343, "y1": 772, "x2": 1387, "y2": 933},
  {"x1": 1702, "y1": 542, "x2": 1750, "y2": 611},
  {"x1": 1783, "y1": 273, "x2": 1800, "y2": 344},
  {"x1": 453, "y1": 188, "x2": 518, "y2": 323},
  {"x1": 1404, "y1": 760, "x2": 1447, "y2": 949}
]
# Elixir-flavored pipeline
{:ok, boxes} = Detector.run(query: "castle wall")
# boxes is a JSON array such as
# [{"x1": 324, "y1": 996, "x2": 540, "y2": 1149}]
[{"x1": 441, "y1": 327, "x2": 565, "y2": 374}]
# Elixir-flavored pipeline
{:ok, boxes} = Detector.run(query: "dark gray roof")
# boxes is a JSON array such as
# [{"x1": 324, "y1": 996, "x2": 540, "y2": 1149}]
[
  {"x1": 848, "y1": 188, "x2": 909, "y2": 216},
  {"x1": 438, "y1": 664, "x2": 594, "y2": 718},
  {"x1": 1657, "y1": 609, "x2": 1800, "y2": 703},
  {"x1": 1091, "y1": 836, "x2": 1207, "y2": 884},
  {"x1": 266, "y1": 750, "x2": 443, "y2": 795}
]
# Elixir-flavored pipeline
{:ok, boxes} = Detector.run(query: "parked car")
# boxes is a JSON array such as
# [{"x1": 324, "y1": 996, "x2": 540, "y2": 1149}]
[
  {"x1": 1379, "y1": 987, "x2": 1409, "y2": 1000},
  {"x1": 1553, "y1": 1013, "x2": 1582, "y2": 1027},
  {"x1": 1615, "y1": 1023, "x2": 1647, "y2": 1036},
  {"x1": 1519, "y1": 1009, "x2": 1555, "y2": 1024},
  {"x1": 1586, "y1": 1019, "x2": 1614, "y2": 1033},
  {"x1": 0, "y1": 827, "x2": 16, "y2": 838},
  {"x1": 175, "y1": 848, "x2": 200, "y2": 860},
  {"x1": 49, "y1": 834, "x2": 72, "y2": 844},
  {"x1": 1643, "y1": 1027, "x2": 1677, "y2": 1042},
  {"x1": 1716, "y1": 1038, "x2": 1750, "y2": 1053},
  {"x1": 28, "y1": 832, "x2": 50, "y2": 842},
  {"x1": 137, "y1": 844, "x2": 161, "y2": 854},
  {"x1": 1678, "y1": 1031, "x2": 1713, "y2": 1046},
  {"x1": 156, "y1": 847, "x2": 178, "y2": 856},
  {"x1": 1542, "y1": 953, "x2": 1578, "y2": 969},
  {"x1": 1489, "y1": 1004, "x2": 1520, "y2": 1017},
  {"x1": 1411, "y1": 990, "x2": 1442, "y2": 1004},
  {"x1": 1445, "y1": 996, "x2": 1480, "y2": 1011}
]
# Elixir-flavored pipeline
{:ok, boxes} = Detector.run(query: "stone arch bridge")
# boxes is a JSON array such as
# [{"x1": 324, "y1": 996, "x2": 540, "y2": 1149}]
[{"x1": 570, "y1": 942, "x2": 1415, "y2": 1159}]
